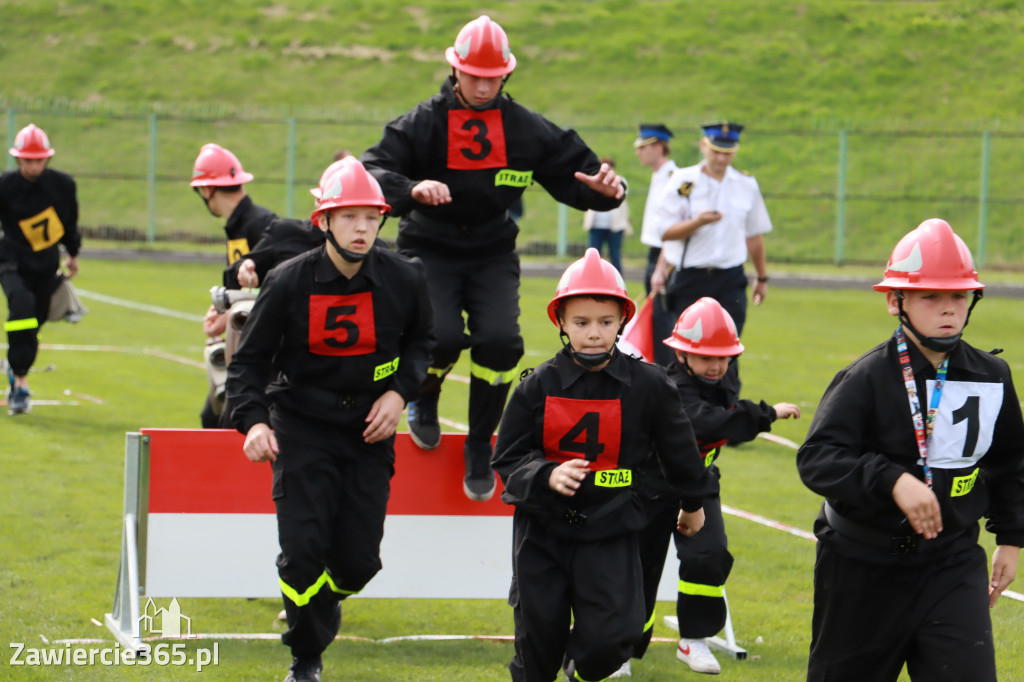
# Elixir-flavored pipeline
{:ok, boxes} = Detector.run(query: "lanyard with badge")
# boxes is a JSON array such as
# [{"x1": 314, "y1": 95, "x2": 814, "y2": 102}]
[{"x1": 895, "y1": 325, "x2": 947, "y2": 489}]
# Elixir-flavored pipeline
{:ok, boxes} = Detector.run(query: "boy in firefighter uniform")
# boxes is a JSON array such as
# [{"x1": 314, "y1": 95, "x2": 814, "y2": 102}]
[
  {"x1": 226, "y1": 160, "x2": 434, "y2": 682},
  {"x1": 0, "y1": 124, "x2": 81, "y2": 415},
  {"x1": 190, "y1": 143, "x2": 277, "y2": 427},
  {"x1": 362, "y1": 15, "x2": 625, "y2": 502},
  {"x1": 635, "y1": 297, "x2": 800, "y2": 674},
  {"x1": 493, "y1": 248, "x2": 716, "y2": 682},
  {"x1": 797, "y1": 219, "x2": 1024, "y2": 682}
]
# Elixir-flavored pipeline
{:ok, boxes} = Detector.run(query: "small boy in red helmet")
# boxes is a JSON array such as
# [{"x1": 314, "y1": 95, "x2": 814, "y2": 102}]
[
  {"x1": 493, "y1": 248, "x2": 716, "y2": 682},
  {"x1": 634, "y1": 296, "x2": 799, "y2": 674},
  {"x1": 226, "y1": 159, "x2": 433, "y2": 682},
  {"x1": 797, "y1": 219, "x2": 1024, "y2": 681}
]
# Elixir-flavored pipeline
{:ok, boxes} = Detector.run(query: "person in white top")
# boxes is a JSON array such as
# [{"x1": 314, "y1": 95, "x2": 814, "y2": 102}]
[
  {"x1": 582, "y1": 157, "x2": 632, "y2": 274},
  {"x1": 651, "y1": 123, "x2": 771, "y2": 364}
]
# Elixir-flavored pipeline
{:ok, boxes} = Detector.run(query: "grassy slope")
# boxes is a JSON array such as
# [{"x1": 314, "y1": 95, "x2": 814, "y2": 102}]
[
  {"x1": 0, "y1": 261, "x2": 1022, "y2": 679},
  {"x1": 3, "y1": 1, "x2": 1024, "y2": 266}
]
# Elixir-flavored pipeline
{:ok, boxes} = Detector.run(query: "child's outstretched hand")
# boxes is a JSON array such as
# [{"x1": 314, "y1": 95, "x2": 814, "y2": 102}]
[
  {"x1": 548, "y1": 459, "x2": 590, "y2": 497},
  {"x1": 774, "y1": 402, "x2": 801, "y2": 419}
]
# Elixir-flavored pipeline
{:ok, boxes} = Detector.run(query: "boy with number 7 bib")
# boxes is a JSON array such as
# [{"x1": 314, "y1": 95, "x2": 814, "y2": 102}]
[
  {"x1": 226, "y1": 159, "x2": 433, "y2": 682},
  {"x1": 493, "y1": 248, "x2": 717, "y2": 682},
  {"x1": 797, "y1": 218, "x2": 1024, "y2": 682}
]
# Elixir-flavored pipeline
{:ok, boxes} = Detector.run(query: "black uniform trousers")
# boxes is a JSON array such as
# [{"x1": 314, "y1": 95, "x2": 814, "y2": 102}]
[
  {"x1": 403, "y1": 246, "x2": 524, "y2": 443},
  {"x1": 270, "y1": 404, "x2": 394, "y2": 658},
  {"x1": 509, "y1": 512, "x2": 644, "y2": 682},
  {"x1": 657, "y1": 265, "x2": 748, "y2": 367},
  {"x1": 808, "y1": 541, "x2": 994, "y2": 682},
  {"x1": 1, "y1": 267, "x2": 61, "y2": 376},
  {"x1": 635, "y1": 477, "x2": 733, "y2": 657}
]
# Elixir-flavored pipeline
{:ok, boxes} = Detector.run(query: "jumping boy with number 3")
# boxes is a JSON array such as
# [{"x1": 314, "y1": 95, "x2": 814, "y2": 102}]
[{"x1": 493, "y1": 248, "x2": 717, "y2": 682}]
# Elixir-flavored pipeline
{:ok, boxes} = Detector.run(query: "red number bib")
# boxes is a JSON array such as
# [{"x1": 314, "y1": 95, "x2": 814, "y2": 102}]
[
  {"x1": 542, "y1": 397, "x2": 622, "y2": 471},
  {"x1": 308, "y1": 292, "x2": 376, "y2": 356},
  {"x1": 447, "y1": 109, "x2": 507, "y2": 170}
]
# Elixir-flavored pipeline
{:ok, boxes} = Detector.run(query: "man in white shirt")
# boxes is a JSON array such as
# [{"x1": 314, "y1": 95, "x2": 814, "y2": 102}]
[
  {"x1": 651, "y1": 123, "x2": 771, "y2": 359},
  {"x1": 635, "y1": 123, "x2": 679, "y2": 364}
]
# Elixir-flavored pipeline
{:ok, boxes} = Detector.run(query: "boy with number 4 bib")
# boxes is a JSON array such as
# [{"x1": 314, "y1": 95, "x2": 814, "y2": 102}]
[
  {"x1": 493, "y1": 248, "x2": 717, "y2": 682},
  {"x1": 797, "y1": 219, "x2": 1024, "y2": 682}
]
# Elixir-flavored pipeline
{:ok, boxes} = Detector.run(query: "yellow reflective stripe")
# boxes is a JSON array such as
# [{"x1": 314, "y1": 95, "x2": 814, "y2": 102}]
[
  {"x1": 469, "y1": 360, "x2": 518, "y2": 386},
  {"x1": 678, "y1": 580, "x2": 725, "y2": 598},
  {"x1": 643, "y1": 607, "x2": 657, "y2": 634},
  {"x1": 5, "y1": 318, "x2": 39, "y2": 332},
  {"x1": 951, "y1": 467, "x2": 979, "y2": 497},
  {"x1": 573, "y1": 670, "x2": 599, "y2": 682},
  {"x1": 281, "y1": 572, "x2": 362, "y2": 606},
  {"x1": 427, "y1": 362, "x2": 455, "y2": 378},
  {"x1": 594, "y1": 469, "x2": 632, "y2": 488}
]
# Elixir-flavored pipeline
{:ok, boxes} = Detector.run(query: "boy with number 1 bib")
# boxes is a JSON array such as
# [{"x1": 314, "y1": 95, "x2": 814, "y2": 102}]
[{"x1": 797, "y1": 219, "x2": 1024, "y2": 682}]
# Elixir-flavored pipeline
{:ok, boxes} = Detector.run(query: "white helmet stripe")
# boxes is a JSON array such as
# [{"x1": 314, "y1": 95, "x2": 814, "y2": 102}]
[
  {"x1": 889, "y1": 242, "x2": 923, "y2": 273},
  {"x1": 679, "y1": 318, "x2": 703, "y2": 342}
]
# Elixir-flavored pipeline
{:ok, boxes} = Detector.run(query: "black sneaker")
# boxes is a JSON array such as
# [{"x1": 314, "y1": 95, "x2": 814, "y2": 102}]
[
  {"x1": 463, "y1": 439, "x2": 496, "y2": 501},
  {"x1": 407, "y1": 394, "x2": 441, "y2": 450},
  {"x1": 284, "y1": 655, "x2": 322, "y2": 682}
]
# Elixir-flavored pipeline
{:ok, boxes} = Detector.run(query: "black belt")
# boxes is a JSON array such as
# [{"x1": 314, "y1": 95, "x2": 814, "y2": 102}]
[
  {"x1": 681, "y1": 264, "x2": 743, "y2": 276},
  {"x1": 408, "y1": 209, "x2": 510, "y2": 235},
  {"x1": 823, "y1": 501, "x2": 959, "y2": 555},
  {"x1": 282, "y1": 385, "x2": 375, "y2": 411}
]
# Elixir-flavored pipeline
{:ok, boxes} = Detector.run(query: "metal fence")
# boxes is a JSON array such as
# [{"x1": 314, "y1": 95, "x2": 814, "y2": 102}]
[{"x1": 5, "y1": 99, "x2": 1023, "y2": 267}]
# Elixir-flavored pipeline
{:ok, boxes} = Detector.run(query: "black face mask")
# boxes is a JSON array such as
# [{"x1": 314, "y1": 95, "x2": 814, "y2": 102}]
[{"x1": 896, "y1": 290, "x2": 983, "y2": 353}]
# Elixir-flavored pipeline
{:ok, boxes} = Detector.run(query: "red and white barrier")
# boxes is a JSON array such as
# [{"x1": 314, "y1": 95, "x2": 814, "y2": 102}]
[{"x1": 106, "y1": 429, "x2": 679, "y2": 651}]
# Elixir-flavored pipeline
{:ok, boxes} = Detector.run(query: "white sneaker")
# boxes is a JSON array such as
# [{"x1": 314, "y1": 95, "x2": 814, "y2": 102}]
[
  {"x1": 676, "y1": 638, "x2": 721, "y2": 674},
  {"x1": 608, "y1": 659, "x2": 631, "y2": 677}
]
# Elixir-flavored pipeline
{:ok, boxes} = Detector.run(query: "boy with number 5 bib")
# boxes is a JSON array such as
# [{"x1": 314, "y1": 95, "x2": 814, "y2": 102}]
[
  {"x1": 493, "y1": 248, "x2": 717, "y2": 682},
  {"x1": 797, "y1": 219, "x2": 1024, "y2": 682},
  {"x1": 227, "y1": 159, "x2": 433, "y2": 682}
]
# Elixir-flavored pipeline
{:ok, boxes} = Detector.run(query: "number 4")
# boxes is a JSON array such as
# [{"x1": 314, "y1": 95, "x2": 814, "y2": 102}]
[{"x1": 558, "y1": 412, "x2": 604, "y2": 461}]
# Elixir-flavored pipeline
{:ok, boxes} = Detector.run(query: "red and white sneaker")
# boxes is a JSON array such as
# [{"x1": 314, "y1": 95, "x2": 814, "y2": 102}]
[{"x1": 676, "y1": 638, "x2": 721, "y2": 674}]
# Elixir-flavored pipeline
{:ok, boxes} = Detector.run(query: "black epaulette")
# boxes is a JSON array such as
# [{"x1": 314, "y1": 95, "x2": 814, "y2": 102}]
[
  {"x1": 677, "y1": 181, "x2": 694, "y2": 197},
  {"x1": 990, "y1": 348, "x2": 1004, "y2": 355},
  {"x1": 519, "y1": 367, "x2": 535, "y2": 380}
]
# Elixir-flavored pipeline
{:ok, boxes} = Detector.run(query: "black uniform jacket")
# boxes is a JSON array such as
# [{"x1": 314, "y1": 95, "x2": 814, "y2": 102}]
[
  {"x1": 0, "y1": 168, "x2": 80, "y2": 275},
  {"x1": 222, "y1": 195, "x2": 276, "y2": 267},
  {"x1": 222, "y1": 217, "x2": 322, "y2": 289},
  {"x1": 797, "y1": 332, "x2": 1024, "y2": 561},
  {"x1": 361, "y1": 78, "x2": 623, "y2": 254},
  {"x1": 494, "y1": 348, "x2": 718, "y2": 541},
  {"x1": 667, "y1": 361, "x2": 776, "y2": 465},
  {"x1": 226, "y1": 244, "x2": 434, "y2": 434}
]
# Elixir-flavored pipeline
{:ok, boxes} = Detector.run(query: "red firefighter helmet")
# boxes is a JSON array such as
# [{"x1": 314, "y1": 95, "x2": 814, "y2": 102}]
[
  {"x1": 310, "y1": 159, "x2": 390, "y2": 222},
  {"x1": 445, "y1": 15, "x2": 517, "y2": 78},
  {"x1": 310, "y1": 156, "x2": 359, "y2": 199},
  {"x1": 547, "y1": 248, "x2": 635, "y2": 327},
  {"x1": 190, "y1": 144, "x2": 254, "y2": 187},
  {"x1": 873, "y1": 218, "x2": 984, "y2": 292},
  {"x1": 663, "y1": 297, "x2": 745, "y2": 356},
  {"x1": 9, "y1": 124, "x2": 55, "y2": 159}
]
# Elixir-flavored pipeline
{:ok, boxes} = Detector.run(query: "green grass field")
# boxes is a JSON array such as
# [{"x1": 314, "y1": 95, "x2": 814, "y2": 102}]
[{"x1": 1, "y1": 257, "x2": 1022, "y2": 680}]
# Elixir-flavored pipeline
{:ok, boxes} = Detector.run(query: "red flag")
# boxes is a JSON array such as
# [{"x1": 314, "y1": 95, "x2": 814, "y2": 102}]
[{"x1": 618, "y1": 295, "x2": 655, "y2": 362}]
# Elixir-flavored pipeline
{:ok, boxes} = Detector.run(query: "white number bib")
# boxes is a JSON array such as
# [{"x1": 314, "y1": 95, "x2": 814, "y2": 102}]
[{"x1": 924, "y1": 380, "x2": 1003, "y2": 469}]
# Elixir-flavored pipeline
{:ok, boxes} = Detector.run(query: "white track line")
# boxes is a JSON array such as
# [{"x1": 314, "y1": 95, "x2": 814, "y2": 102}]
[
  {"x1": 35, "y1": 343, "x2": 204, "y2": 370},
  {"x1": 76, "y1": 289, "x2": 205, "y2": 322}
]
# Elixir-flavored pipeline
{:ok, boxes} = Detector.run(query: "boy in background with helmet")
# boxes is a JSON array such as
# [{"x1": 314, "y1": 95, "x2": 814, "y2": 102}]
[
  {"x1": 797, "y1": 219, "x2": 1024, "y2": 681},
  {"x1": 493, "y1": 248, "x2": 716, "y2": 682},
  {"x1": 363, "y1": 15, "x2": 625, "y2": 502},
  {"x1": 0, "y1": 123, "x2": 80, "y2": 415},
  {"x1": 190, "y1": 143, "x2": 277, "y2": 427},
  {"x1": 226, "y1": 160, "x2": 434, "y2": 682},
  {"x1": 635, "y1": 297, "x2": 799, "y2": 675}
]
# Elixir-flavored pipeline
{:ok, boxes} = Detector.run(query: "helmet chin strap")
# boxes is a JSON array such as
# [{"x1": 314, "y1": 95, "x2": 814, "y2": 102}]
[
  {"x1": 557, "y1": 320, "x2": 627, "y2": 369},
  {"x1": 681, "y1": 356, "x2": 725, "y2": 386},
  {"x1": 451, "y1": 71, "x2": 510, "y2": 111},
  {"x1": 323, "y1": 214, "x2": 387, "y2": 263},
  {"x1": 896, "y1": 290, "x2": 983, "y2": 353}
]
